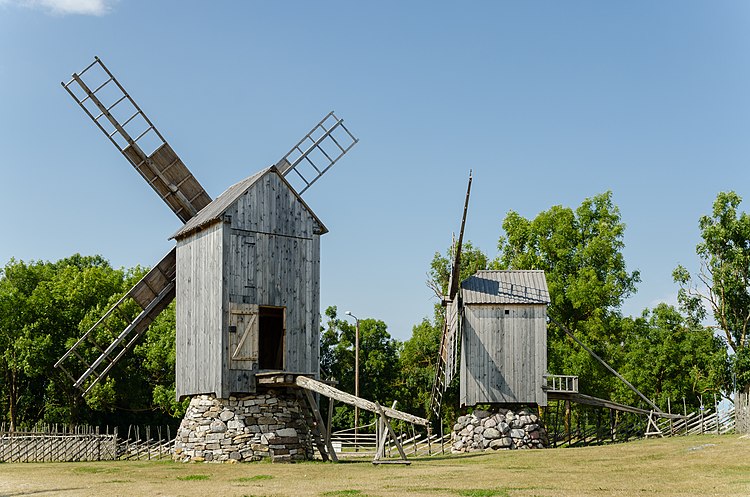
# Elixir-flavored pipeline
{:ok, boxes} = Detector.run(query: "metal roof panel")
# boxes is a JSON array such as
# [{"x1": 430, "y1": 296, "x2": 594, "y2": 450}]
[{"x1": 461, "y1": 270, "x2": 550, "y2": 305}]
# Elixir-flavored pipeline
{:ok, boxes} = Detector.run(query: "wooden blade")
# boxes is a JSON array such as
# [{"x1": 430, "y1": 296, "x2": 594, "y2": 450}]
[
  {"x1": 447, "y1": 171, "x2": 473, "y2": 301},
  {"x1": 62, "y1": 57, "x2": 212, "y2": 223}
]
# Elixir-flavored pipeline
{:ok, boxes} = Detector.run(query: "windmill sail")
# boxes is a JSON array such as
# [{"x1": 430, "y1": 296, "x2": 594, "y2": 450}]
[
  {"x1": 62, "y1": 57, "x2": 212, "y2": 222},
  {"x1": 57, "y1": 57, "x2": 214, "y2": 395},
  {"x1": 276, "y1": 111, "x2": 358, "y2": 195},
  {"x1": 55, "y1": 249, "x2": 178, "y2": 394},
  {"x1": 429, "y1": 172, "x2": 472, "y2": 420}
]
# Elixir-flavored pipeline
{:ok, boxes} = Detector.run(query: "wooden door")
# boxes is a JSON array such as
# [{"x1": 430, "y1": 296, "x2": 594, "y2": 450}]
[{"x1": 228, "y1": 303, "x2": 259, "y2": 370}]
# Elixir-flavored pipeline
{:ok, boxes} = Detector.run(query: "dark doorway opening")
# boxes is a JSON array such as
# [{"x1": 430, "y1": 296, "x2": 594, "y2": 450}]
[{"x1": 258, "y1": 306, "x2": 285, "y2": 370}]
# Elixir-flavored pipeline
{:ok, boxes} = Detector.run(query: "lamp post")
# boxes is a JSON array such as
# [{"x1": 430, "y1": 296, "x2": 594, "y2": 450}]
[{"x1": 344, "y1": 310, "x2": 360, "y2": 450}]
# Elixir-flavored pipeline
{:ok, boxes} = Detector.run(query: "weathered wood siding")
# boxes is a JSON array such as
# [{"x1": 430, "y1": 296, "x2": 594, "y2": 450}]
[
  {"x1": 176, "y1": 170, "x2": 323, "y2": 399},
  {"x1": 175, "y1": 222, "x2": 224, "y2": 400},
  {"x1": 460, "y1": 304, "x2": 547, "y2": 407}
]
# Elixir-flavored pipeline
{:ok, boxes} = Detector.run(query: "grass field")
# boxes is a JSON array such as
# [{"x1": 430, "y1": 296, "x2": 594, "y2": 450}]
[{"x1": 1, "y1": 434, "x2": 748, "y2": 497}]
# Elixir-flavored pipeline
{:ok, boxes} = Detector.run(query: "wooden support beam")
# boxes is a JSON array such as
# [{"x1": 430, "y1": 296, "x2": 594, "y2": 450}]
[
  {"x1": 549, "y1": 392, "x2": 685, "y2": 420},
  {"x1": 372, "y1": 402, "x2": 409, "y2": 465},
  {"x1": 548, "y1": 315, "x2": 662, "y2": 413},
  {"x1": 295, "y1": 375, "x2": 428, "y2": 426},
  {"x1": 301, "y1": 388, "x2": 338, "y2": 463}
]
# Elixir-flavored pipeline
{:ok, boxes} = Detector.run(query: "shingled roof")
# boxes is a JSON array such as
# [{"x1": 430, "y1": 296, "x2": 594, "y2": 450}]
[
  {"x1": 170, "y1": 166, "x2": 327, "y2": 239},
  {"x1": 461, "y1": 270, "x2": 550, "y2": 305}
]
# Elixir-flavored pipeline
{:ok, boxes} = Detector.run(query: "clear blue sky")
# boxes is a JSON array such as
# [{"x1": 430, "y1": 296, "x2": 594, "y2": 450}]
[{"x1": 1, "y1": 1, "x2": 748, "y2": 340}]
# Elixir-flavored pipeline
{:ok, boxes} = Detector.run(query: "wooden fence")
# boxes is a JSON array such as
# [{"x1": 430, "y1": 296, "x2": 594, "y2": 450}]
[
  {"x1": 657, "y1": 406, "x2": 735, "y2": 436},
  {"x1": 329, "y1": 421, "x2": 450, "y2": 458},
  {"x1": 0, "y1": 424, "x2": 174, "y2": 463}
]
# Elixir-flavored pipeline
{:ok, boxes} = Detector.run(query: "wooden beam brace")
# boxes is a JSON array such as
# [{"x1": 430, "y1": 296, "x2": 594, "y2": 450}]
[
  {"x1": 295, "y1": 375, "x2": 428, "y2": 426},
  {"x1": 548, "y1": 315, "x2": 662, "y2": 413},
  {"x1": 301, "y1": 389, "x2": 338, "y2": 462}
]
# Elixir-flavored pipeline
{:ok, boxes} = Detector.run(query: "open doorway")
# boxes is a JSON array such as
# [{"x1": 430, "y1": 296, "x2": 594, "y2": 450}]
[{"x1": 258, "y1": 306, "x2": 285, "y2": 370}]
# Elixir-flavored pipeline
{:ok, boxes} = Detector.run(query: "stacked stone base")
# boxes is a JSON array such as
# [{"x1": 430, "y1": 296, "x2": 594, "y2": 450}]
[
  {"x1": 173, "y1": 388, "x2": 313, "y2": 463},
  {"x1": 451, "y1": 408, "x2": 548, "y2": 452}
]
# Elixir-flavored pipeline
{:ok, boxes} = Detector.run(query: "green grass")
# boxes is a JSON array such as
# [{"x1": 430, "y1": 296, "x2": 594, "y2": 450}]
[
  {"x1": 321, "y1": 491, "x2": 365, "y2": 497},
  {"x1": 236, "y1": 474, "x2": 274, "y2": 482},
  {"x1": 72, "y1": 465, "x2": 120, "y2": 474},
  {"x1": 176, "y1": 474, "x2": 211, "y2": 481},
  {"x1": 458, "y1": 490, "x2": 509, "y2": 497}
]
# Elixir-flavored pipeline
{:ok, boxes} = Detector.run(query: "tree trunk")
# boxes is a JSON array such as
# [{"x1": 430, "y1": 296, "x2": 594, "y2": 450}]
[
  {"x1": 8, "y1": 369, "x2": 17, "y2": 432},
  {"x1": 736, "y1": 385, "x2": 750, "y2": 434}
]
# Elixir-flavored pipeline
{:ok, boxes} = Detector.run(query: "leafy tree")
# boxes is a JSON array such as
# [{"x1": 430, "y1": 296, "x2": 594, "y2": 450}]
[
  {"x1": 428, "y1": 241, "x2": 489, "y2": 303},
  {"x1": 618, "y1": 304, "x2": 728, "y2": 410},
  {"x1": 396, "y1": 318, "x2": 440, "y2": 418},
  {"x1": 319, "y1": 306, "x2": 400, "y2": 431},
  {"x1": 0, "y1": 255, "x2": 183, "y2": 429},
  {"x1": 673, "y1": 192, "x2": 750, "y2": 425},
  {"x1": 494, "y1": 192, "x2": 641, "y2": 401},
  {"x1": 0, "y1": 255, "x2": 124, "y2": 428}
]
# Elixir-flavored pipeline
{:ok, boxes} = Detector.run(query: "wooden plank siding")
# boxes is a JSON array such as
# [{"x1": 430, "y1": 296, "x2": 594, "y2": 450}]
[
  {"x1": 175, "y1": 169, "x2": 322, "y2": 400},
  {"x1": 175, "y1": 222, "x2": 224, "y2": 399},
  {"x1": 460, "y1": 304, "x2": 547, "y2": 407}
]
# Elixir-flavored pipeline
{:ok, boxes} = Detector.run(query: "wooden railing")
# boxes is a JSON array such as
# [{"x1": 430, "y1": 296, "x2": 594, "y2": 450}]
[{"x1": 544, "y1": 374, "x2": 579, "y2": 393}]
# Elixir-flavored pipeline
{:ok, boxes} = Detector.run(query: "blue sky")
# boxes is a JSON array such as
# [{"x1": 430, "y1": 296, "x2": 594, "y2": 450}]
[{"x1": 1, "y1": 1, "x2": 749, "y2": 341}]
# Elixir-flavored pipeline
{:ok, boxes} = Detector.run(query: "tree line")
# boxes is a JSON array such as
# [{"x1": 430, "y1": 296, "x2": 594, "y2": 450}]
[{"x1": 1, "y1": 191, "x2": 745, "y2": 432}]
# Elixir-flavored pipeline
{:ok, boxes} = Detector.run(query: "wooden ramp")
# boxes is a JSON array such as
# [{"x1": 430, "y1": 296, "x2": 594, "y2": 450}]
[
  {"x1": 259, "y1": 373, "x2": 428, "y2": 464},
  {"x1": 548, "y1": 391, "x2": 685, "y2": 420}
]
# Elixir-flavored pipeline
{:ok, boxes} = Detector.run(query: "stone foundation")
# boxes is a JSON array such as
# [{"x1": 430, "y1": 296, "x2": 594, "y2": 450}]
[
  {"x1": 173, "y1": 388, "x2": 313, "y2": 463},
  {"x1": 451, "y1": 408, "x2": 548, "y2": 452}
]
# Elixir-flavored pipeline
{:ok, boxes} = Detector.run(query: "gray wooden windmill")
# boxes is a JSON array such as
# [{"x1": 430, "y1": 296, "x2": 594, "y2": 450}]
[
  {"x1": 54, "y1": 57, "x2": 358, "y2": 401},
  {"x1": 429, "y1": 173, "x2": 551, "y2": 420}
]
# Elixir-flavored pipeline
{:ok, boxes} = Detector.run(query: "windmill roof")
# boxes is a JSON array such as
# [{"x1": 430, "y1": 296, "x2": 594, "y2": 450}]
[
  {"x1": 461, "y1": 270, "x2": 550, "y2": 305},
  {"x1": 170, "y1": 166, "x2": 327, "y2": 239}
]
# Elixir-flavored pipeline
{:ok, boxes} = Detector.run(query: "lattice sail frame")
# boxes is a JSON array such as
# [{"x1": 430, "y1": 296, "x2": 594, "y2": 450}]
[
  {"x1": 54, "y1": 249, "x2": 177, "y2": 395},
  {"x1": 276, "y1": 111, "x2": 358, "y2": 195},
  {"x1": 429, "y1": 172, "x2": 473, "y2": 420}
]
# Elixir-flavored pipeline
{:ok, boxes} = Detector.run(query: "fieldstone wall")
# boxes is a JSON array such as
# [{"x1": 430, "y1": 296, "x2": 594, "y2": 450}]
[
  {"x1": 451, "y1": 408, "x2": 548, "y2": 452},
  {"x1": 173, "y1": 388, "x2": 313, "y2": 463}
]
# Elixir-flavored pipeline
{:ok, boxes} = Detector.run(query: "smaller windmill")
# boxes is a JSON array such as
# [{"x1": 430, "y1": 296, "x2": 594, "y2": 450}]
[{"x1": 429, "y1": 172, "x2": 552, "y2": 420}]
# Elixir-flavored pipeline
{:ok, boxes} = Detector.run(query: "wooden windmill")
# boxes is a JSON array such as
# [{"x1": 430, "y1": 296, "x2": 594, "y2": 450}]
[
  {"x1": 54, "y1": 57, "x2": 358, "y2": 400},
  {"x1": 429, "y1": 173, "x2": 551, "y2": 420}
]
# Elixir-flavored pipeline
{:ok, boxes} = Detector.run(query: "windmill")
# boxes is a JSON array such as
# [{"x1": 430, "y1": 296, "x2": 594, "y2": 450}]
[
  {"x1": 429, "y1": 171, "x2": 472, "y2": 421},
  {"x1": 54, "y1": 57, "x2": 358, "y2": 398}
]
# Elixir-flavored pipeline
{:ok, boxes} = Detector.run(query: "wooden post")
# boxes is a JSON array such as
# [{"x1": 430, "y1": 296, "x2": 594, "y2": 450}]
[
  {"x1": 372, "y1": 402, "x2": 409, "y2": 465},
  {"x1": 683, "y1": 397, "x2": 688, "y2": 436},
  {"x1": 715, "y1": 394, "x2": 720, "y2": 435},
  {"x1": 301, "y1": 388, "x2": 338, "y2": 462},
  {"x1": 667, "y1": 398, "x2": 673, "y2": 436},
  {"x1": 327, "y1": 398, "x2": 334, "y2": 447}
]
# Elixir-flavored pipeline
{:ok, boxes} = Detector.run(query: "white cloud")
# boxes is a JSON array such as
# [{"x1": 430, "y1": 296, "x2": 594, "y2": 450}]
[{"x1": 2, "y1": 0, "x2": 116, "y2": 16}]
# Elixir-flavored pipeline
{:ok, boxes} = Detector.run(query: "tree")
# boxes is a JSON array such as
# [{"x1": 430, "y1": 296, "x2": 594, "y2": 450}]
[
  {"x1": 673, "y1": 191, "x2": 750, "y2": 429},
  {"x1": 0, "y1": 255, "x2": 124, "y2": 428},
  {"x1": 495, "y1": 192, "x2": 641, "y2": 401},
  {"x1": 0, "y1": 255, "x2": 184, "y2": 429},
  {"x1": 428, "y1": 241, "x2": 489, "y2": 304},
  {"x1": 618, "y1": 304, "x2": 728, "y2": 410},
  {"x1": 319, "y1": 306, "x2": 401, "y2": 431},
  {"x1": 396, "y1": 318, "x2": 441, "y2": 418}
]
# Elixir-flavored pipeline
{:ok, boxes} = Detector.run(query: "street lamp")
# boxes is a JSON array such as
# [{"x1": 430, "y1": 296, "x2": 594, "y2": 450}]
[{"x1": 344, "y1": 310, "x2": 360, "y2": 450}]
